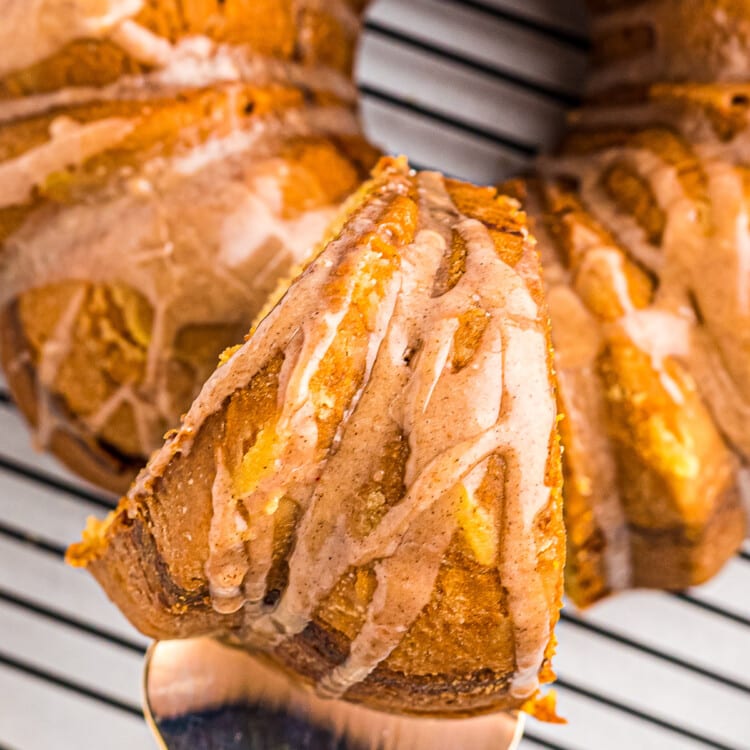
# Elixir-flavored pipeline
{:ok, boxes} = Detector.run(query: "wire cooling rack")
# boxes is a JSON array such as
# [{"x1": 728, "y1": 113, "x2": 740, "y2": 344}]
[{"x1": 0, "y1": 1, "x2": 748, "y2": 748}]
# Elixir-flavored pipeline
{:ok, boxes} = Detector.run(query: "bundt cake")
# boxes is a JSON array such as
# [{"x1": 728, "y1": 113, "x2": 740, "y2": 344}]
[
  {"x1": 68, "y1": 157, "x2": 565, "y2": 717},
  {"x1": 0, "y1": 0, "x2": 747, "y2": 740},
  {"x1": 0, "y1": 0, "x2": 377, "y2": 493},
  {"x1": 509, "y1": 0, "x2": 748, "y2": 606}
]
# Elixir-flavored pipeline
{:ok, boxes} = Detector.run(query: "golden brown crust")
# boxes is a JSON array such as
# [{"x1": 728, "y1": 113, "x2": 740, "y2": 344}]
[
  {"x1": 0, "y1": 301, "x2": 140, "y2": 494},
  {"x1": 0, "y1": 0, "x2": 365, "y2": 98},
  {"x1": 514, "y1": 15, "x2": 750, "y2": 601},
  {"x1": 69, "y1": 158, "x2": 565, "y2": 716},
  {"x1": 545, "y1": 172, "x2": 744, "y2": 603},
  {"x1": 0, "y1": 1, "x2": 376, "y2": 490}
]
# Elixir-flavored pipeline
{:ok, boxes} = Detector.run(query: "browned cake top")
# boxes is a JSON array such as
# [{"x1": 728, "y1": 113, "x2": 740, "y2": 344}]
[
  {"x1": 515, "y1": 0, "x2": 750, "y2": 604},
  {"x1": 0, "y1": 0, "x2": 364, "y2": 97},
  {"x1": 70, "y1": 158, "x2": 564, "y2": 716},
  {"x1": 0, "y1": 0, "x2": 376, "y2": 485}
]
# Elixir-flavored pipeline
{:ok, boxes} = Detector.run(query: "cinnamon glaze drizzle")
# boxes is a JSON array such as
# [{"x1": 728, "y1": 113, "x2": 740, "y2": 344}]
[
  {"x1": 529, "y1": 1, "x2": 750, "y2": 602},
  {"x1": 123, "y1": 165, "x2": 558, "y2": 703},
  {"x1": 0, "y1": 0, "x2": 369, "y2": 460}
]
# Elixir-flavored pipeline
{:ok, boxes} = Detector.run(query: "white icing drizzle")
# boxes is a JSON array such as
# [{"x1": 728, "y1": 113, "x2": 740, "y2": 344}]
[
  {"x1": 538, "y1": 138, "x2": 732, "y2": 590},
  {"x1": 547, "y1": 283, "x2": 633, "y2": 592},
  {"x1": 127, "y1": 167, "x2": 557, "y2": 703},
  {"x1": 0, "y1": 116, "x2": 135, "y2": 208},
  {"x1": 689, "y1": 328, "x2": 750, "y2": 461},
  {"x1": 83, "y1": 383, "x2": 161, "y2": 455},
  {"x1": 692, "y1": 163, "x2": 750, "y2": 421},
  {"x1": 189, "y1": 188, "x2": 404, "y2": 616},
  {"x1": 567, "y1": 142, "x2": 750, "y2": 458},
  {"x1": 539, "y1": 152, "x2": 664, "y2": 275},
  {"x1": 0, "y1": 39, "x2": 356, "y2": 125},
  {"x1": 33, "y1": 285, "x2": 87, "y2": 448},
  {"x1": 0, "y1": 0, "x2": 354, "y2": 81},
  {"x1": 493, "y1": 314, "x2": 556, "y2": 698},
  {"x1": 544, "y1": 148, "x2": 699, "y2": 400},
  {"x1": 0, "y1": 99, "x2": 360, "y2": 216},
  {"x1": 1, "y1": 100, "x2": 361, "y2": 455},
  {"x1": 0, "y1": 0, "x2": 362, "y2": 115},
  {"x1": 129, "y1": 188, "x2": 400, "y2": 497},
  {"x1": 307, "y1": 211, "x2": 551, "y2": 697},
  {"x1": 0, "y1": 0, "x2": 369, "y2": 465},
  {"x1": 256, "y1": 223, "x2": 450, "y2": 645},
  {"x1": 108, "y1": 18, "x2": 174, "y2": 67},
  {"x1": 580, "y1": 245, "x2": 691, "y2": 403},
  {"x1": 526, "y1": 182, "x2": 634, "y2": 594},
  {"x1": 203, "y1": 213, "x2": 404, "y2": 618},
  {"x1": 189, "y1": 172, "x2": 556, "y2": 701},
  {"x1": 734, "y1": 210, "x2": 750, "y2": 315},
  {"x1": 545, "y1": 156, "x2": 693, "y2": 362},
  {"x1": 540, "y1": 62, "x2": 750, "y2": 586},
  {"x1": 620, "y1": 309, "x2": 691, "y2": 403},
  {"x1": 317, "y1": 488, "x2": 459, "y2": 699},
  {"x1": 205, "y1": 448, "x2": 251, "y2": 613}
]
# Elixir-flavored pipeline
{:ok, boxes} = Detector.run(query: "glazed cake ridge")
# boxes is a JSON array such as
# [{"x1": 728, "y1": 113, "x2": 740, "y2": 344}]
[
  {"x1": 0, "y1": 0, "x2": 377, "y2": 491},
  {"x1": 0, "y1": 0, "x2": 364, "y2": 88},
  {"x1": 69, "y1": 158, "x2": 565, "y2": 717},
  {"x1": 511, "y1": 0, "x2": 750, "y2": 605}
]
